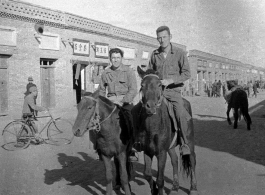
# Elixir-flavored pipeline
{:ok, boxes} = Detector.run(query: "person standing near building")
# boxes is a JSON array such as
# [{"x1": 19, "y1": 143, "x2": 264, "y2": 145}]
[
  {"x1": 22, "y1": 86, "x2": 47, "y2": 143},
  {"x1": 147, "y1": 25, "x2": 192, "y2": 154},
  {"x1": 24, "y1": 76, "x2": 38, "y2": 115},
  {"x1": 25, "y1": 76, "x2": 36, "y2": 97},
  {"x1": 252, "y1": 81, "x2": 258, "y2": 98},
  {"x1": 98, "y1": 47, "x2": 138, "y2": 160}
]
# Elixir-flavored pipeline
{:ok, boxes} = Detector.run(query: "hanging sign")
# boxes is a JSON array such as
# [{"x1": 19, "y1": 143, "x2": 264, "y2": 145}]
[
  {"x1": 95, "y1": 42, "x2": 109, "y2": 59},
  {"x1": 73, "y1": 38, "x2": 90, "y2": 56}
]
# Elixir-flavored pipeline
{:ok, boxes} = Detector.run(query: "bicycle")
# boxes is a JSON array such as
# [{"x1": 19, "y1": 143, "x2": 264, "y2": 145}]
[{"x1": 2, "y1": 110, "x2": 74, "y2": 151}]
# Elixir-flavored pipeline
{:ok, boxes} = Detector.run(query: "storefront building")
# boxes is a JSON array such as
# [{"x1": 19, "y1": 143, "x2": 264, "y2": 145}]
[
  {"x1": 188, "y1": 50, "x2": 265, "y2": 95},
  {"x1": 0, "y1": 0, "x2": 186, "y2": 117}
]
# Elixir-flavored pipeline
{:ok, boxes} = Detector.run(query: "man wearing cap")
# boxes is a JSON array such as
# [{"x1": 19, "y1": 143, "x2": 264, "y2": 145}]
[
  {"x1": 22, "y1": 86, "x2": 47, "y2": 137},
  {"x1": 148, "y1": 26, "x2": 192, "y2": 155},
  {"x1": 25, "y1": 76, "x2": 36, "y2": 96}
]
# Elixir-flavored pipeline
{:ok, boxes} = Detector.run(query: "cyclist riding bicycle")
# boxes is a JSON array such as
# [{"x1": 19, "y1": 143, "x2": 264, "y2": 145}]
[{"x1": 22, "y1": 86, "x2": 47, "y2": 142}]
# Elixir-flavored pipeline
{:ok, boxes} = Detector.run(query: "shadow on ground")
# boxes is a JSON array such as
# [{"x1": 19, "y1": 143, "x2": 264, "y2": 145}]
[
  {"x1": 194, "y1": 99, "x2": 265, "y2": 166},
  {"x1": 44, "y1": 152, "x2": 190, "y2": 195}
]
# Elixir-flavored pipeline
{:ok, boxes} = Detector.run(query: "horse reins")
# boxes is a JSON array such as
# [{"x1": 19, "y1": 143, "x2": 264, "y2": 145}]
[{"x1": 85, "y1": 96, "x2": 117, "y2": 133}]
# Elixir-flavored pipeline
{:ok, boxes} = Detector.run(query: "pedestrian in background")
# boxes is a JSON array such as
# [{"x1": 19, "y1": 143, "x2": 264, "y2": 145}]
[
  {"x1": 222, "y1": 82, "x2": 226, "y2": 97},
  {"x1": 25, "y1": 76, "x2": 36, "y2": 97},
  {"x1": 212, "y1": 80, "x2": 217, "y2": 97},
  {"x1": 24, "y1": 76, "x2": 38, "y2": 115},
  {"x1": 216, "y1": 80, "x2": 222, "y2": 97},
  {"x1": 252, "y1": 81, "x2": 258, "y2": 98},
  {"x1": 246, "y1": 81, "x2": 251, "y2": 97}
]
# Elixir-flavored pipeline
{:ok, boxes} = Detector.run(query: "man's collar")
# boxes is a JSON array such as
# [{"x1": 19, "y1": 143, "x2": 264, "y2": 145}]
[
  {"x1": 154, "y1": 43, "x2": 174, "y2": 54},
  {"x1": 106, "y1": 63, "x2": 125, "y2": 72}
]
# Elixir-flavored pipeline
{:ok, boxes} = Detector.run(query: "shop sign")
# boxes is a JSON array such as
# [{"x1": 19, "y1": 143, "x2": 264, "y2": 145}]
[
  {"x1": 39, "y1": 32, "x2": 60, "y2": 50},
  {"x1": 0, "y1": 26, "x2": 17, "y2": 46},
  {"x1": 142, "y1": 51, "x2": 149, "y2": 59},
  {"x1": 73, "y1": 38, "x2": 90, "y2": 56},
  {"x1": 95, "y1": 42, "x2": 109, "y2": 59},
  {"x1": 117, "y1": 46, "x2": 135, "y2": 59}
]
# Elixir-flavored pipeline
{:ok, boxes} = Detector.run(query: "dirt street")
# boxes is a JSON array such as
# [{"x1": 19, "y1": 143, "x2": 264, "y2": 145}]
[{"x1": 1, "y1": 91, "x2": 265, "y2": 195}]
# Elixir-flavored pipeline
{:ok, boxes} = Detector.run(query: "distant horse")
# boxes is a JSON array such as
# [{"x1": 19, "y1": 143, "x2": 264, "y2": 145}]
[
  {"x1": 226, "y1": 80, "x2": 252, "y2": 130},
  {"x1": 72, "y1": 90, "x2": 133, "y2": 195},
  {"x1": 132, "y1": 67, "x2": 197, "y2": 195}
]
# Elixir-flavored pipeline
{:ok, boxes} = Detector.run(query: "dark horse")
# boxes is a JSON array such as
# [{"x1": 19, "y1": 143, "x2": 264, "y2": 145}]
[
  {"x1": 132, "y1": 67, "x2": 197, "y2": 195},
  {"x1": 226, "y1": 80, "x2": 252, "y2": 130},
  {"x1": 72, "y1": 90, "x2": 132, "y2": 195}
]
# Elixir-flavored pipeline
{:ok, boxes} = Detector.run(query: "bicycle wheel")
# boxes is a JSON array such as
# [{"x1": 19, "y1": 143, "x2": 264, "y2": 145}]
[
  {"x1": 2, "y1": 121, "x2": 32, "y2": 151},
  {"x1": 47, "y1": 118, "x2": 74, "y2": 145}
]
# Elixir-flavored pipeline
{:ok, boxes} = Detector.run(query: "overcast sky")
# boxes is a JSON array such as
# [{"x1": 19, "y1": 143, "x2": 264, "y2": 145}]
[{"x1": 22, "y1": 0, "x2": 265, "y2": 68}]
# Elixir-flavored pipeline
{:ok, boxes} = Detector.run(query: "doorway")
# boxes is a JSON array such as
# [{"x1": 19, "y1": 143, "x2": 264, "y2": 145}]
[
  {"x1": 40, "y1": 58, "x2": 56, "y2": 108},
  {"x1": 73, "y1": 64, "x2": 87, "y2": 104},
  {"x1": 0, "y1": 55, "x2": 9, "y2": 115}
]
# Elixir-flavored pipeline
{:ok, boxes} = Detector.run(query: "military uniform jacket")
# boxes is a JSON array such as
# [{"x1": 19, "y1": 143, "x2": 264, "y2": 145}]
[
  {"x1": 99, "y1": 64, "x2": 137, "y2": 103},
  {"x1": 148, "y1": 44, "x2": 191, "y2": 93}
]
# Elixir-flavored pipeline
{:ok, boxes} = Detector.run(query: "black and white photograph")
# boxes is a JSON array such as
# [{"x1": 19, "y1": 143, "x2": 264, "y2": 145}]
[{"x1": 0, "y1": 0, "x2": 265, "y2": 194}]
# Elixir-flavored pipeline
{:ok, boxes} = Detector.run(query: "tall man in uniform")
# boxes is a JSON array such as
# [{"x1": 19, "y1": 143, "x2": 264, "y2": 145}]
[
  {"x1": 148, "y1": 26, "x2": 191, "y2": 154},
  {"x1": 98, "y1": 47, "x2": 138, "y2": 159}
]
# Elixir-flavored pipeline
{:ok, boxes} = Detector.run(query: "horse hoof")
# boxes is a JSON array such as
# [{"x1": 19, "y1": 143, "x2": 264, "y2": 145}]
[
  {"x1": 228, "y1": 121, "x2": 232, "y2": 125},
  {"x1": 189, "y1": 190, "x2": 198, "y2": 195}
]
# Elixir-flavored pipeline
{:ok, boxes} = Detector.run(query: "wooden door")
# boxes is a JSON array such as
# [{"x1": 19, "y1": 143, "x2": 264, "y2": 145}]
[
  {"x1": 0, "y1": 56, "x2": 8, "y2": 115},
  {"x1": 41, "y1": 67, "x2": 55, "y2": 108}
]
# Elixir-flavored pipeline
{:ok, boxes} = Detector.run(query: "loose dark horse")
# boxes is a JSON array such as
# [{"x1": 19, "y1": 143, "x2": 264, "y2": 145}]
[
  {"x1": 72, "y1": 90, "x2": 132, "y2": 195},
  {"x1": 132, "y1": 67, "x2": 197, "y2": 195},
  {"x1": 226, "y1": 80, "x2": 252, "y2": 130}
]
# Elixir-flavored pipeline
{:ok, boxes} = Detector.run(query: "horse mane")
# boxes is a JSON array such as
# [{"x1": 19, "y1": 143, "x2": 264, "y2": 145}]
[{"x1": 98, "y1": 95, "x2": 116, "y2": 109}]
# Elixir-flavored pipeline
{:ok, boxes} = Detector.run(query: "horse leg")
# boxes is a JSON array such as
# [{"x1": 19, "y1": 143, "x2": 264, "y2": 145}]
[
  {"x1": 233, "y1": 108, "x2": 238, "y2": 129},
  {"x1": 113, "y1": 157, "x2": 122, "y2": 190},
  {"x1": 144, "y1": 153, "x2": 157, "y2": 195},
  {"x1": 242, "y1": 108, "x2": 252, "y2": 130},
  {"x1": 189, "y1": 149, "x2": 198, "y2": 195},
  {"x1": 156, "y1": 151, "x2": 167, "y2": 195},
  {"x1": 116, "y1": 152, "x2": 131, "y2": 195},
  {"x1": 246, "y1": 112, "x2": 252, "y2": 130},
  {"x1": 226, "y1": 105, "x2": 232, "y2": 125},
  {"x1": 101, "y1": 155, "x2": 113, "y2": 195},
  {"x1": 168, "y1": 147, "x2": 179, "y2": 192}
]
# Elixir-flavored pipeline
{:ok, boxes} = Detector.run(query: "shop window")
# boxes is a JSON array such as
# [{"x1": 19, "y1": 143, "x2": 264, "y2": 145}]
[
  {"x1": 197, "y1": 59, "x2": 203, "y2": 66},
  {"x1": 215, "y1": 63, "x2": 219, "y2": 69},
  {"x1": 203, "y1": 60, "x2": 207, "y2": 67}
]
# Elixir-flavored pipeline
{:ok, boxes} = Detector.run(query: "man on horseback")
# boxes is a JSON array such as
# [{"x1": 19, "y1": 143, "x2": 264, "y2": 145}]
[
  {"x1": 98, "y1": 48, "x2": 138, "y2": 160},
  {"x1": 148, "y1": 26, "x2": 192, "y2": 155}
]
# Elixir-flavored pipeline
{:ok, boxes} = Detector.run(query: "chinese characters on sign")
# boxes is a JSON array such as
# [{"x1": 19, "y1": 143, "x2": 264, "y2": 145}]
[
  {"x1": 73, "y1": 39, "x2": 90, "y2": 56},
  {"x1": 95, "y1": 42, "x2": 109, "y2": 59}
]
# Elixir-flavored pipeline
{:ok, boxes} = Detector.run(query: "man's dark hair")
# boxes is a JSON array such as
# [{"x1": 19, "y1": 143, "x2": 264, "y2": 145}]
[
  {"x1": 156, "y1": 26, "x2": 170, "y2": 35},
  {"x1": 109, "y1": 48, "x2": 124, "y2": 58}
]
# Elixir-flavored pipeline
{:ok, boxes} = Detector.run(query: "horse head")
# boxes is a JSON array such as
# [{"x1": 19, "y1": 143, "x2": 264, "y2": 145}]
[
  {"x1": 226, "y1": 79, "x2": 238, "y2": 90},
  {"x1": 72, "y1": 90, "x2": 99, "y2": 137},
  {"x1": 137, "y1": 66, "x2": 163, "y2": 115}
]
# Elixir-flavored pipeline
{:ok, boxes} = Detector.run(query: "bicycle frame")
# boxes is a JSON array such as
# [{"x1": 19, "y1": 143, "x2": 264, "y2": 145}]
[{"x1": 21, "y1": 111, "x2": 59, "y2": 137}]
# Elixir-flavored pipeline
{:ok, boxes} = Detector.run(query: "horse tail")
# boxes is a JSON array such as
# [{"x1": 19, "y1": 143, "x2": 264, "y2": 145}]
[{"x1": 181, "y1": 154, "x2": 192, "y2": 177}]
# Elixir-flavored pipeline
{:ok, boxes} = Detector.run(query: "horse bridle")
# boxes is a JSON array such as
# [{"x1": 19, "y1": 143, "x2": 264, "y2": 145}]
[
  {"x1": 140, "y1": 74, "x2": 164, "y2": 108},
  {"x1": 85, "y1": 96, "x2": 117, "y2": 133}
]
